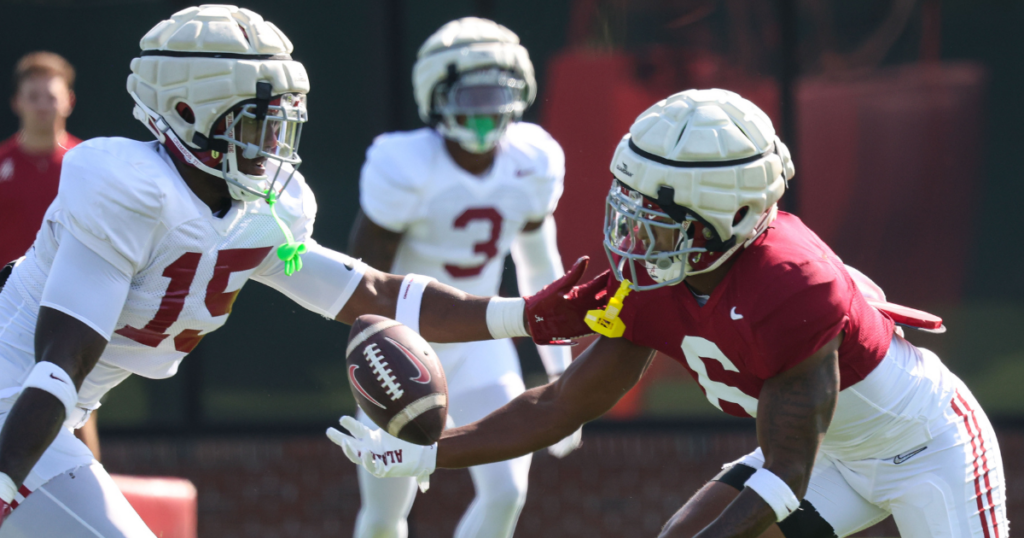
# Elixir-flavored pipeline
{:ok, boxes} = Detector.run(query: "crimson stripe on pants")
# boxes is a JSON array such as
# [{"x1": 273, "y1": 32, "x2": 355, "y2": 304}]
[
  {"x1": 952, "y1": 393, "x2": 998, "y2": 538},
  {"x1": 10, "y1": 485, "x2": 31, "y2": 509},
  {"x1": 956, "y1": 392, "x2": 1001, "y2": 538}
]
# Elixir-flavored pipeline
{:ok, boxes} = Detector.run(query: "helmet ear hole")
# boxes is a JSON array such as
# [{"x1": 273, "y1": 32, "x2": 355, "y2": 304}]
[
  {"x1": 175, "y1": 102, "x2": 195, "y2": 124},
  {"x1": 733, "y1": 206, "x2": 749, "y2": 225}
]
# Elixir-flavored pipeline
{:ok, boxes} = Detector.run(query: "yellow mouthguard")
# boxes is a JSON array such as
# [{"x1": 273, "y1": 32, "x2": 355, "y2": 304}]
[{"x1": 584, "y1": 279, "x2": 633, "y2": 338}]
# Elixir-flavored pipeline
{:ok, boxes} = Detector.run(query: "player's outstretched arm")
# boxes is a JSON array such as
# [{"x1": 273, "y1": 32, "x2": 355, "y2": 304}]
[
  {"x1": 0, "y1": 308, "x2": 106, "y2": 488},
  {"x1": 340, "y1": 211, "x2": 492, "y2": 342},
  {"x1": 437, "y1": 335, "x2": 653, "y2": 467},
  {"x1": 663, "y1": 334, "x2": 842, "y2": 538},
  {"x1": 329, "y1": 335, "x2": 654, "y2": 477},
  {"x1": 335, "y1": 256, "x2": 602, "y2": 345},
  {"x1": 335, "y1": 267, "x2": 492, "y2": 342}
]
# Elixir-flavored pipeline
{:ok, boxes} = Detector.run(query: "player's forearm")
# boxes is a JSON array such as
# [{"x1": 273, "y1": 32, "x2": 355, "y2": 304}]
[
  {"x1": 755, "y1": 340, "x2": 840, "y2": 501},
  {"x1": 340, "y1": 269, "x2": 499, "y2": 341},
  {"x1": 682, "y1": 490, "x2": 777, "y2": 538},
  {"x1": 418, "y1": 283, "x2": 497, "y2": 343},
  {"x1": 0, "y1": 307, "x2": 108, "y2": 485},
  {"x1": 436, "y1": 336, "x2": 654, "y2": 468},
  {"x1": 689, "y1": 336, "x2": 842, "y2": 538},
  {"x1": 435, "y1": 383, "x2": 578, "y2": 468},
  {"x1": 0, "y1": 390, "x2": 66, "y2": 486}
]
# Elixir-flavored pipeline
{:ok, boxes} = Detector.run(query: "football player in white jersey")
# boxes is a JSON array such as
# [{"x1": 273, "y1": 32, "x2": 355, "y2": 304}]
[
  {"x1": 0, "y1": 6, "x2": 599, "y2": 536},
  {"x1": 347, "y1": 17, "x2": 580, "y2": 538}
]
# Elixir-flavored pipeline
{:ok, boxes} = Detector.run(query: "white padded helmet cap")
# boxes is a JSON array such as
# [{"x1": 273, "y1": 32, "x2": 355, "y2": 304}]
[
  {"x1": 412, "y1": 17, "x2": 536, "y2": 124},
  {"x1": 609, "y1": 88, "x2": 796, "y2": 246},
  {"x1": 126, "y1": 4, "x2": 309, "y2": 151}
]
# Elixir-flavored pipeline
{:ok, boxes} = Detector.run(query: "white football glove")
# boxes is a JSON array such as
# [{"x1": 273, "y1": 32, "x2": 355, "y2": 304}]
[
  {"x1": 327, "y1": 416, "x2": 437, "y2": 492},
  {"x1": 547, "y1": 427, "x2": 583, "y2": 458}
]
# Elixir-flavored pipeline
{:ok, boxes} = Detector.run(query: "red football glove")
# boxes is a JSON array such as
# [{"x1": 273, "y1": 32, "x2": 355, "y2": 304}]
[{"x1": 524, "y1": 257, "x2": 614, "y2": 345}]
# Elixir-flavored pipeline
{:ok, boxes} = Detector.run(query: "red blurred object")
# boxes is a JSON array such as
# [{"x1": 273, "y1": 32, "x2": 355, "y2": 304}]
[
  {"x1": 543, "y1": 51, "x2": 651, "y2": 287},
  {"x1": 111, "y1": 475, "x2": 197, "y2": 538},
  {"x1": 797, "y1": 63, "x2": 986, "y2": 307}
]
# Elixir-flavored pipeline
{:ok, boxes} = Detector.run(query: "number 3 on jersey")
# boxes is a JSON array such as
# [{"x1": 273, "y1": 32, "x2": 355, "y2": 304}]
[
  {"x1": 681, "y1": 336, "x2": 759, "y2": 417},
  {"x1": 115, "y1": 247, "x2": 271, "y2": 352},
  {"x1": 445, "y1": 207, "x2": 503, "y2": 278}
]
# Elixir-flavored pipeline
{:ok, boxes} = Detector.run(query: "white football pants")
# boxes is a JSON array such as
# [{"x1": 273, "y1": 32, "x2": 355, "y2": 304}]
[
  {"x1": 0, "y1": 341, "x2": 152, "y2": 538},
  {"x1": 0, "y1": 464, "x2": 154, "y2": 538},
  {"x1": 731, "y1": 384, "x2": 1007, "y2": 537},
  {"x1": 354, "y1": 338, "x2": 531, "y2": 538}
]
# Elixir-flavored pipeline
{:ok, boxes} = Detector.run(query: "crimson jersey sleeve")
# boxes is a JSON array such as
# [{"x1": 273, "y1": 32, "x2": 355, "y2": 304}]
[{"x1": 747, "y1": 260, "x2": 850, "y2": 380}]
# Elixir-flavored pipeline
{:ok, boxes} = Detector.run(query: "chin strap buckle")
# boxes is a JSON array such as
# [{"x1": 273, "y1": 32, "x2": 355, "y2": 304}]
[
  {"x1": 584, "y1": 279, "x2": 633, "y2": 338},
  {"x1": 265, "y1": 190, "x2": 307, "y2": 276}
]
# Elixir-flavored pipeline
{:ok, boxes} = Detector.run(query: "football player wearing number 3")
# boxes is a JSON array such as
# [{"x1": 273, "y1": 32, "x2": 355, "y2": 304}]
[
  {"x1": 346, "y1": 18, "x2": 579, "y2": 538},
  {"x1": 333, "y1": 89, "x2": 1007, "y2": 538},
  {"x1": 0, "y1": 7, "x2": 595, "y2": 537}
]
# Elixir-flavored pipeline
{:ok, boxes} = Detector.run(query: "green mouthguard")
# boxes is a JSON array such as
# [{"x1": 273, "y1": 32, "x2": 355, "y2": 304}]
[{"x1": 466, "y1": 115, "x2": 496, "y2": 149}]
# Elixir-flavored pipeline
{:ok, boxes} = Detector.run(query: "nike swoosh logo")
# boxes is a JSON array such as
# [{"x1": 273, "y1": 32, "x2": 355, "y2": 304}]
[
  {"x1": 348, "y1": 365, "x2": 386, "y2": 409},
  {"x1": 385, "y1": 337, "x2": 431, "y2": 384},
  {"x1": 893, "y1": 446, "x2": 927, "y2": 464},
  {"x1": 49, "y1": 373, "x2": 67, "y2": 384},
  {"x1": 730, "y1": 307, "x2": 743, "y2": 320},
  {"x1": 515, "y1": 169, "x2": 534, "y2": 177}
]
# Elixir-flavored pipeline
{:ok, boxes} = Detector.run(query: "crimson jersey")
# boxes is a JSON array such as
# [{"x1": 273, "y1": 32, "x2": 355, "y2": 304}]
[
  {"x1": 0, "y1": 133, "x2": 81, "y2": 264},
  {"x1": 617, "y1": 212, "x2": 894, "y2": 418}
]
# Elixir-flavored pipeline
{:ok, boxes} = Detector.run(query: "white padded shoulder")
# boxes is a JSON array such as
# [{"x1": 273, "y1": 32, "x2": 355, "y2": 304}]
[{"x1": 56, "y1": 138, "x2": 176, "y2": 275}]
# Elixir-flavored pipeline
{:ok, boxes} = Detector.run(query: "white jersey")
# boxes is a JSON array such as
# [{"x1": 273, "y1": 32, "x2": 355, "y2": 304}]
[
  {"x1": 0, "y1": 137, "x2": 365, "y2": 413},
  {"x1": 359, "y1": 123, "x2": 564, "y2": 297}
]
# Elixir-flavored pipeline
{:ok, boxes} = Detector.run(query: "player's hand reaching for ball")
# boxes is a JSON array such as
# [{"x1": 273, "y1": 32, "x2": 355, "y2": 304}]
[
  {"x1": 524, "y1": 257, "x2": 613, "y2": 345},
  {"x1": 328, "y1": 416, "x2": 437, "y2": 492}
]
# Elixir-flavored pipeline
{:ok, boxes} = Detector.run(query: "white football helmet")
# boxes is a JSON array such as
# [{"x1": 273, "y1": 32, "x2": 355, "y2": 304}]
[
  {"x1": 412, "y1": 17, "x2": 536, "y2": 153},
  {"x1": 126, "y1": 5, "x2": 309, "y2": 202},
  {"x1": 604, "y1": 89, "x2": 796, "y2": 290}
]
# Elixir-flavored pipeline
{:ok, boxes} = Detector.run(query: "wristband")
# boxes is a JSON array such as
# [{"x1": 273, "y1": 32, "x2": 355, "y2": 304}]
[
  {"x1": 744, "y1": 467, "x2": 801, "y2": 522},
  {"x1": 0, "y1": 472, "x2": 15, "y2": 504},
  {"x1": 486, "y1": 297, "x2": 528, "y2": 339},
  {"x1": 21, "y1": 361, "x2": 78, "y2": 419},
  {"x1": 395, "y1": 274, "x2": 436, "y2": 334}
]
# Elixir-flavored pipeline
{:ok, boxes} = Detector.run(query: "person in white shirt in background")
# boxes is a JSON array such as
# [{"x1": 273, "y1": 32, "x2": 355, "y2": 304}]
[{"x1": 347, "y1": 17, "x2": 581, "y2": 538}]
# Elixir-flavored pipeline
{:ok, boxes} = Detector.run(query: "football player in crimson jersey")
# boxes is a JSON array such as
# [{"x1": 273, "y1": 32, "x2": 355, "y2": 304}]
[
  {"x1": 347, "y1": 17, "x2": 579, "y2": 538},
  {"x1": 0, "y1": 6, "x2": 587, "y2": 536},
  {"x1": 333, "y1": 89, "x2": 1007, "y2": 538}
]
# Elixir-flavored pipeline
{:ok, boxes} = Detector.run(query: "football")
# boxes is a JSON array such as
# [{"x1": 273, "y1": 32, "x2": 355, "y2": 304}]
[{"x1": 346, "y1": 314, "x2": 448, "y2": 445}]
